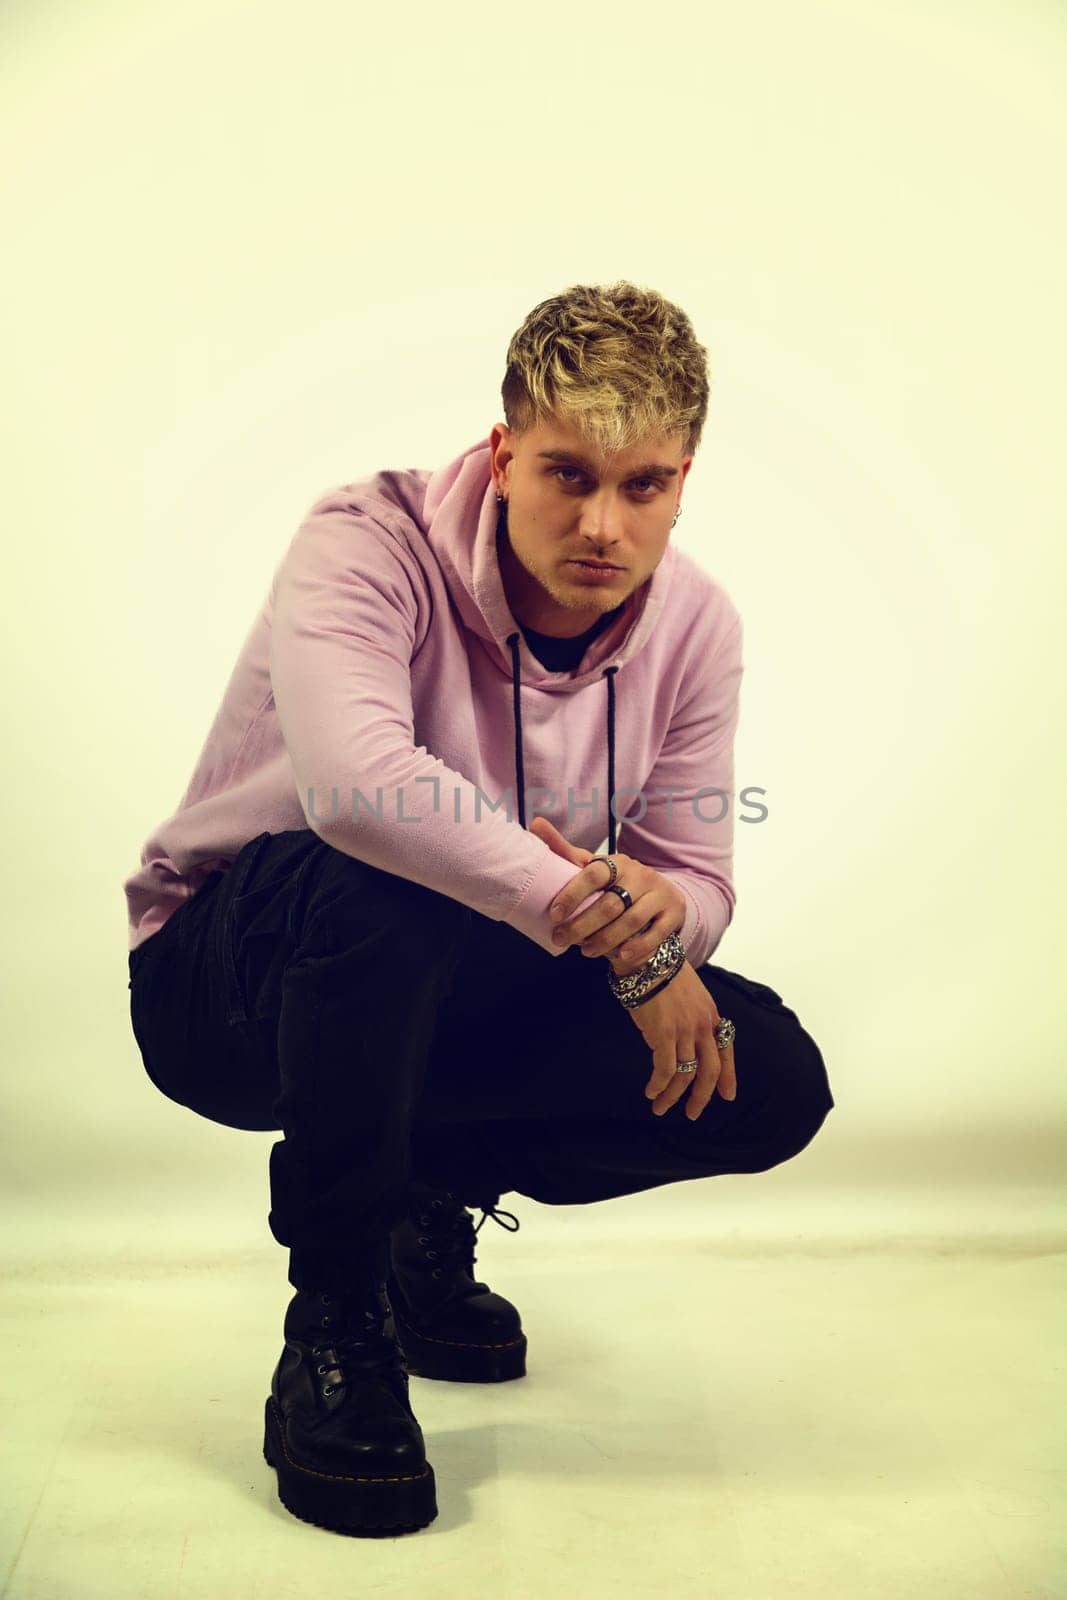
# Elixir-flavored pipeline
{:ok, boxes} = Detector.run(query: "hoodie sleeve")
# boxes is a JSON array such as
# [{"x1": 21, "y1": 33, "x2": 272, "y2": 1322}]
[
  {"x1": 269, "y1": 500, "x2": 599, "y2": 956},
  {"x1": 614, "y1": 611, "x2": 743, "y2": 970}
]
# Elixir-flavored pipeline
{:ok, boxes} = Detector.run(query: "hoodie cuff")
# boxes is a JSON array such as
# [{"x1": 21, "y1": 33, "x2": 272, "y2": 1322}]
[
  {"x1": 676, "y1": 885, "x2": 704, "y2": 964},
  {"x1": 504, "y1": 850, "x2": 605, "y2": 957}
]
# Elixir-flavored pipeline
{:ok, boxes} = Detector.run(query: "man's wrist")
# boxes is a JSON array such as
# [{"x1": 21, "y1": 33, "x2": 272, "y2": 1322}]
[{"x1": 606, "y1": 930, "x2": 686, "y2": 1005}]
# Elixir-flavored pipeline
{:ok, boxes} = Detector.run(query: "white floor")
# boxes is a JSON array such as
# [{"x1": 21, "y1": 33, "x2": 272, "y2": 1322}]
[{"x1": 2, "y1": 1165, "x2": 1064, "y2": 1600}]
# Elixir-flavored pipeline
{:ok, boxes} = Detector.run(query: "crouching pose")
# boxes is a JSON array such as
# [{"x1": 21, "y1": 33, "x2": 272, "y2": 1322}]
[{"x1": 124, "y1": 279, "x2": 834, "y2": 1538}]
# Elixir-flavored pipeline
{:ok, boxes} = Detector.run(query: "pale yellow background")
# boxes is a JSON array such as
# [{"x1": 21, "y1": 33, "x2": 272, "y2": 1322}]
[{"x1": 2, "y1": 1, "x2": 1064, "y2": 1595}]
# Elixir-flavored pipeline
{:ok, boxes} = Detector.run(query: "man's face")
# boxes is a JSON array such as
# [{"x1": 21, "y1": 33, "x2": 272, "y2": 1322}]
[{"x1": 489, "y1": 416, "x2": 692, "y2": 637}]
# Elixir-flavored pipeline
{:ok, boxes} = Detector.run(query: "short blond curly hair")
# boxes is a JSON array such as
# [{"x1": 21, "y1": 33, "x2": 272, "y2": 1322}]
[{"x1": 501, "y1": 280, "x2": 711, "y2": 462}]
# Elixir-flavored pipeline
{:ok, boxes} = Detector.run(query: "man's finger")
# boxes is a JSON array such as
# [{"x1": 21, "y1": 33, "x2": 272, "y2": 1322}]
[
  {"x1": 683, "y1": 1029, "x2": 721, "y2": 1120},
  {"x1": 702, "y1": 995, "x2": 737, "y2": 1102},
  {"x1": 530, "y1": 816, "x2": 596, "y2": 877},
  {"x1": 550, "y1": 857, "x2": 610, "y2": 922},
  {"x1": 645, "y1": 1039, "x2": 678, "y2": 1102},
  {"x1": 718, "y1": 1038, "x2": 737, "y2": 1100},
  {"x1": 650, "y1": 1035, "x2": 699, "y2": 1116}
]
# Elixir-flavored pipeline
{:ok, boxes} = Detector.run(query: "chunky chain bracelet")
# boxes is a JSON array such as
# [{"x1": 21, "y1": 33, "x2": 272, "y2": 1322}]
[
  {"x1": 606, "y1": 929, "x2": 686, "y2": 1008},
  {"x1": 617, "y1": 959, "x2": 685, "y2": 1009}
]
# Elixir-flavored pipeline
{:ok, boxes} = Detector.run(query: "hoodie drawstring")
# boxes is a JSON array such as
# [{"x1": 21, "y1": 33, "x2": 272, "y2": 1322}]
[
  {"x1": 508, "y1": 633, "x2": 527, "y2": 827},
  {"x1": 506, "y1": 633, "x2": 619, "y2": 854},
  {"x1": 603, "y1": 664, "x2": 619, "y2": 855}
]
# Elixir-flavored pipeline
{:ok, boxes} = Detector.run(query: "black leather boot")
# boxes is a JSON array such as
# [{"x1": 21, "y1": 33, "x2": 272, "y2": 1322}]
[
  {"x1": 263, "y1": 1277, "x2": 437, "y2": 1536},
  {"x1": 385, "y1": 1179, "x2": 527, "y2": 1383}
]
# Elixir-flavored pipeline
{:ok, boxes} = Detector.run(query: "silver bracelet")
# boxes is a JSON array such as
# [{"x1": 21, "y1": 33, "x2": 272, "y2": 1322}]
[
  {"x1": 614, "y1": 956, "x2": 686, "y2": 1009},
  {"x1": 606, "y1": 929, "x2": 685, "y2": 1005}
]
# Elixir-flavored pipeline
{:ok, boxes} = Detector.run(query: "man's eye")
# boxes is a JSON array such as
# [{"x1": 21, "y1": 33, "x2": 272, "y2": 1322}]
[{"x1": 551, "y1": 467, "x2": 657, "y2": 493}]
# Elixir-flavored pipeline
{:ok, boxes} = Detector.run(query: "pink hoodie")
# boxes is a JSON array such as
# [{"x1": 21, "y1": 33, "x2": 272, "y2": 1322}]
[{"x1": 123, "y1": 434, "x2": 744, "y2": 965}]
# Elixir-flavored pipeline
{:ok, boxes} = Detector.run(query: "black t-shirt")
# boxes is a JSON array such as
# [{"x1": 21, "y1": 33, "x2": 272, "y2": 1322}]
[{"x1": 519, "y1": 604, "x2": 625, "y2": 672}]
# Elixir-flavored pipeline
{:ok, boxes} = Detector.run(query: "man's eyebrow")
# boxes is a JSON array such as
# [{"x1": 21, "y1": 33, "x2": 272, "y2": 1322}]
[{"x1": 536, "y1": 449, "x2": 679, "y2": 479}]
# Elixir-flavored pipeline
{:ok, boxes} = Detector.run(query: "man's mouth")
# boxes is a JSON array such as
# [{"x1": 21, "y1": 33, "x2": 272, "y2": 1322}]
[{"x1": 570, "y1": 559, "x2": 622, "y2": 571}]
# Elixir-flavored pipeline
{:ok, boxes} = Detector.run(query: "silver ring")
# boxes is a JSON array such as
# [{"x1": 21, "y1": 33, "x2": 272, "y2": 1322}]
[
  {"x1": 595, "y1": 855, "x2": 618, "y2": 888},
  {"x1": 714, "y1": 1018, "x2": 736, "y2": 1050},
  {"x1": 675, "y1": 1058, "x2": 699, "y2": 1074},
  {"x1": 603, "y1": 883, "x2": 632, "y2": 911}
]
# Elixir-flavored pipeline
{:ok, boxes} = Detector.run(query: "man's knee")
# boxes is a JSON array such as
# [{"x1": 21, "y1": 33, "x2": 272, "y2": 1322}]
[
  {"x1": 776, "y1": 1024, "x2": 835, "y2": 1159},
  {"x1": 700, "y1": 966, "x2": 834, "y2": 1155},
  {"x1": 305, "y1": 840, "x2": 471, "y2": 961}
]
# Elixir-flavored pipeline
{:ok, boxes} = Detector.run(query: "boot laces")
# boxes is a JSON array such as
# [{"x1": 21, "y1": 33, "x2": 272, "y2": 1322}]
[
  {"x1": 414, "y1": 1193, "x2": 520, "y2": 1282},
  {"x1": 311, "y1": 1293, "x2": 400, "y2": 1396}
]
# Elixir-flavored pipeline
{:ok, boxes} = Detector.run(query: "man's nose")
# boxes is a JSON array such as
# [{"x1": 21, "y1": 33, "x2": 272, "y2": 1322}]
[{"x1": 579, "y1": 505, "x2": 623, "y2": 547}]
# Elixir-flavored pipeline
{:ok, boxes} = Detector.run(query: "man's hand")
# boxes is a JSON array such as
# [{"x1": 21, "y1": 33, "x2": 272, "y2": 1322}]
[
  {"x1": 530, "y1": 815, "x2": 687, "y2": 976},
  {"x1": 529, "y1": 815, "x2": 735, "y2": 1120},
  {"x1": 628, "y1": 961, "x2": 737, "y2": 1118}
]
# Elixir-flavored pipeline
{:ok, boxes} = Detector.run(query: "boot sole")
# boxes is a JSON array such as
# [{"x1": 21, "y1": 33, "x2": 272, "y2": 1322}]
[
  {"x1": 387, "y1": 1301, "x2": 528, "y2": 1383},
  {"x1": 262, "y1": 1396, "x2": 437, "y2": 1536}
]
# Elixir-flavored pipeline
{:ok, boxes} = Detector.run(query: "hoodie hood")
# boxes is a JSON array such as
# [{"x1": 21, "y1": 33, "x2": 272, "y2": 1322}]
[{"x1": 422, "y1": 435, "x2": 678, "y2": 848}]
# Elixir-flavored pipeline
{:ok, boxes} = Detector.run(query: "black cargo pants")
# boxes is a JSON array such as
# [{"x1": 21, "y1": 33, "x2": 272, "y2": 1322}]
[{"x1": 127, "y1": 830, "x2": 834, "y2": 1289}]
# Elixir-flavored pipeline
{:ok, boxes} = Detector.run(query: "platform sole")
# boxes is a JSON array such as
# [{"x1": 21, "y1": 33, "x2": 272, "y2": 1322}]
[
  {"x1": 262, "y1": 1396, "x2": 437, "y2": 1536},
  {"x1": 386, "y1": 1302, "x2": 528, "y2": 1383}
]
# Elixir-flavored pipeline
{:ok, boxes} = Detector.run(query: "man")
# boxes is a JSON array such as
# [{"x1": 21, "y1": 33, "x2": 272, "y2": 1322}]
[{"x1": 124, "y1": 280, "x2": 833, "y2": 1538}]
